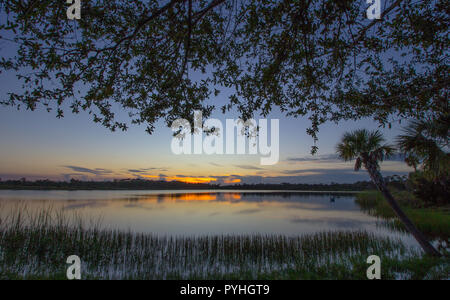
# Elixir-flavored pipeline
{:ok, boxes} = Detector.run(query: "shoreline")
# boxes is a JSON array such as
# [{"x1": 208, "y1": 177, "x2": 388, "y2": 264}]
[{"x1": 0, "y1": 187, "x2": 364, "y2": 192}]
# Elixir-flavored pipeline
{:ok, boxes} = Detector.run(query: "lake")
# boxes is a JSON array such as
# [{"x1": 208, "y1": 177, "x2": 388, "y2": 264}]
[{"x1": 0, "y1": 189, "x2": 418, "y2": 246}]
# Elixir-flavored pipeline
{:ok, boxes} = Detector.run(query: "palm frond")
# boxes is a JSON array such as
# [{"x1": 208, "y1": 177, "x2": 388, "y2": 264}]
[
  {"x1": 367, "y1": 130, "x2": 384, "y2": 149},
  {"x1": 354, "y1": 157, "x2": 362, "y2": 171},
  {"x1": 336, "y1": 142, "x2": 355, "y2": 161},
  {"x1": 337, "y1": 129, "x2": 395, "y2": 167},
  {"x1": 397, "y1": 117, "x2": 449, "y2": 178}
]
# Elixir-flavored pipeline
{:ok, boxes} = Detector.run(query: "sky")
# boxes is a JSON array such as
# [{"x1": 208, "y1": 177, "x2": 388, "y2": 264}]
[
  {"x1": 0, "y1": 96, "x2": 412, "y2": 184},
  {"x1": 0, "y1": 3, "x2": 414, "y2": 185}
]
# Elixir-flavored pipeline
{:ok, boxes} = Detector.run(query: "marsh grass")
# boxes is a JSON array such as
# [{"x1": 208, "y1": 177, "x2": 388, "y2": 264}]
[
  {"x1": 356, "y1": 191, "x2": 450, "y2": 239},
  {"x1": 0, "y1": 206, "x2": 448, "y2": 280}
]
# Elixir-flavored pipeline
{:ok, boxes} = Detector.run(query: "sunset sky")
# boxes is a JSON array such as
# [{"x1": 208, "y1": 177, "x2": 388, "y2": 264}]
[
  {"x1": 0, "y1": 91, "x2": 412, "y2": 184},
  {"x1": 0, "y1": 14, "x2": 412, "y2": 185}
]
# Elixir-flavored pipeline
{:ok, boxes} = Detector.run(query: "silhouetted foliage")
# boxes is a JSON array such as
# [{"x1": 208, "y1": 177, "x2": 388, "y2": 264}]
[
  {"x1": 336, "y1": 129, "x2": 442, "y2": 256},
  {"x1": 397, "y1": 113, "x2": 449, "y2": 178},
  {"x1": 0, "y1": 178, "x2": 376, "y2": 191},
  {"x1": 0, "y1": 1, "x2": 448, "y2": 151},
  {"x1": 409, "y1": 171, "x2": 450, "y2": 207}
]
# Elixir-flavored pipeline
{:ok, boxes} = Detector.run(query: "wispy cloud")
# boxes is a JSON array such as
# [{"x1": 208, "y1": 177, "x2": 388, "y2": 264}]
[
  {"x1": 125, "y1": 167, "x2": 170, "y2": 178},
  {"x1": 63, "y1": 166, "x2": 113, "y2": 175},
  {"x1": 280, "y1": 168, "x2": 351, "y2": 175},
  {"x1": 128, "y1": 167, "x2": 169, "y2": 174},
  {"x1": 234, "y1": 165, "x2": 265, "y2": 170},
  {"x1": 287, "y1": 153, "x2": 406, "y2": 163},
  {"x1": 128, "y1": 169, "x2": 146, "y2": 173},
  {"x1": 286, "y1": 154, "x2": 339, "y2": 162},
  {"x1": 202, "y1": 167, "x2": 409, "y2": 185}
]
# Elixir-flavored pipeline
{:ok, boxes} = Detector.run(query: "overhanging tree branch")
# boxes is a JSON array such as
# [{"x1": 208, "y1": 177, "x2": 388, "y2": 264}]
[{"x1": 102, "y1": 0, "x2": 187, "y2": 52}]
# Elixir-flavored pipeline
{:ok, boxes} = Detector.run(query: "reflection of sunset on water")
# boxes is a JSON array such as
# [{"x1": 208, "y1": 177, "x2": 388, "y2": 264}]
[
  {"x1": 125, "y1": 192, "x2": 243, "y2": 203},
  {"x1": 166, "y1": 193, "x2": 217, "y2": 201},
  {"x1": 0, "y1": 190, "x2": 418, "y2": 248},
  {"x1": 225, "y1": 193, "x2": 242, "y2": 200}
]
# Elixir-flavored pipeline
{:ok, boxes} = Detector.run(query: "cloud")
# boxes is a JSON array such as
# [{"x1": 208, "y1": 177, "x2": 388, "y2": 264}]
[
  {"x1": 63, "y1": 166, "x2": 113, "y2": 175},
  {"x1": 94, "y1": 168, "x2": 113, "y2": 173},
  {"x1": 253, "y1": 170, "x2": 408, "y2": 184},
  {"x1": 128, "y1": 169, "x2": 146, "y2": 173},
  {"x1": 280, "y1": 168, "x2": 353, "y2": 175},
  {"x1": 210, "y1": 162, "x2": 222, "y2": 167},
  {"x1": 287, "y1": 154, "x2": 340, "y2": 162},
  {"x1": 143, "y1": 167, "x2": 170, "y2": 171},
  {"x1": 287, "y1": 153, "x2": 406, "y2": 163},
  {"x1": 207, "y1": 167, "x2": 409, "y2": 184},
  {"x1": 234, "y1": 165, "x2": 265, "y2": 170},
  {"x1": 127, "y1": 167, "x2": 169, "y2": 174}
]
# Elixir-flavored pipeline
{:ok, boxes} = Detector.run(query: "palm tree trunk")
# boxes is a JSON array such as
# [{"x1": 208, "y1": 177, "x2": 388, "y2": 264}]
[{"x1": 364, "y1": 160, "x2": 441, "y2": 257}]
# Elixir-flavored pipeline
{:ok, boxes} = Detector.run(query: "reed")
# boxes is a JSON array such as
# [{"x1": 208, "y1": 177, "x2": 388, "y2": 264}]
[
  {"x1": 355, "y1": 191, "x2": 450, "y2": 238},
  {"x1": 0, "y1": 206, "x2": 448, "y2": 280}
]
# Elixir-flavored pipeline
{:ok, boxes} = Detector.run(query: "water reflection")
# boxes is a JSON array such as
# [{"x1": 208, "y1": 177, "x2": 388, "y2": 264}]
[{"x1": 0, "y1": 190, "x2": 418, "y2": 247}]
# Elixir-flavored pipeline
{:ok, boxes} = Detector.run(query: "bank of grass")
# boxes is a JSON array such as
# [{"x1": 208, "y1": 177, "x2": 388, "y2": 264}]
[
  {"x1": 0, "y1": 207, "x2": 448, "y2": 280},
  {"x1": 356, "y1": 191, "x2": 450, "y2": 239}
]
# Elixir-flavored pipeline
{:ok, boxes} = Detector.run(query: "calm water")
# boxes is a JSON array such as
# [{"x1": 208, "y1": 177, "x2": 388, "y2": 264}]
[{"x1": 0, "y1": 190, "x2": 418, "y2": 246}]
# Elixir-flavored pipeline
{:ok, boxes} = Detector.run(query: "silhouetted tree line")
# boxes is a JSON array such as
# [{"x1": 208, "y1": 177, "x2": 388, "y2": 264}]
[
  {"x1": 0, "y1": 178, "x2": 216, "y2": 190},
  {"x1": 0, "y1": 178, "x2": 378, "y2": 191}
]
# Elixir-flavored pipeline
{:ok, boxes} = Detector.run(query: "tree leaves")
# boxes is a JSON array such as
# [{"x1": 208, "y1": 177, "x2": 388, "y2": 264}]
[{"x1": 0, "y1": 0, "x2": 447, "y2": 148}]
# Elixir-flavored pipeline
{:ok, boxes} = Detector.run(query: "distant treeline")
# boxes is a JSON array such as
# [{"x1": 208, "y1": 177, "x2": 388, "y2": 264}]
[
  {"x1": 0, "y1": 178, "x2": 377, "y2": 191},
  {"x1": 219, "y1": 182, "x2": 375, "y2": 191}
]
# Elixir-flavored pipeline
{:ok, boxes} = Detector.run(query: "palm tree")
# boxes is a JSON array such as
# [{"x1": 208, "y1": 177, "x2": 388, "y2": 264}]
[
  {"x1": 397, "y1": 117, "x2": 449, "y2": 181},
  {"x1": 336, "y1": 129, "x2": 441, "y2": 257}
]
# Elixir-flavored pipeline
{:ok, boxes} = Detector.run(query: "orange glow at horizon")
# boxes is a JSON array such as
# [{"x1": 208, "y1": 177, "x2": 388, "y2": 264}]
[
  {"x1": 165, "y1": 176, "x2": 218, "y2": 184},
  {"x1": 224, "y1": 179, "x2": 241, "y2": 184}
]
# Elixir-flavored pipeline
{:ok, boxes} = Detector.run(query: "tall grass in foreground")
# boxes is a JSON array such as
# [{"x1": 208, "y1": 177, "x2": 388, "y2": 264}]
[
  {"x1": 0, "y1": 206, "x2": 448, "y2": 280},
  {"x1": 356, "y1": 191, "x2": 450, "y2": 239}
]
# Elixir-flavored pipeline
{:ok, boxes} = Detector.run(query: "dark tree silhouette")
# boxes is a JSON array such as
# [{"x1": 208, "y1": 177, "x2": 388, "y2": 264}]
[
  {"x1": 336, "y1": 129, "x2": 441, "y2": 257},
  {"x1": 397, "y1": 114, "x2": 449, "y2": 181},
  {"x1": 0, "y1": 0, "x2": 448, "y2": 152}
]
